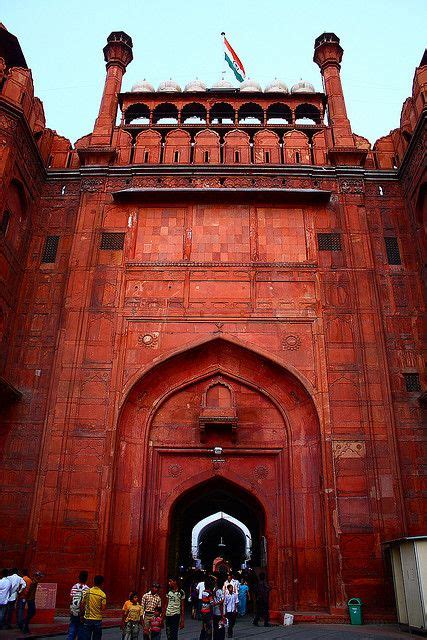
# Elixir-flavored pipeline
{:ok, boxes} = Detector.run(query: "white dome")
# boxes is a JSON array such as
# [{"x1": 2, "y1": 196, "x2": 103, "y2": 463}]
[
  {"x1": 158, "y1": 79, "x2": 182, "y2": 92},
  {"x1": 291, "y1": 81, "x2": 316, "y2": 93},
  {"x1": 184, "y1": 79, "x2": 207, "y2": 91},
  {"x1": 239, "y1": 78, "x2": 262, "y2": 92},
  {"x1": 212, "y1": 78, "x2": 234, "y2": 89},
  {"x1": 265, "y1": 79, "x2": 289, "y2": 93},
  {"x1": 131, "y1": 79, "x2": 155, "y2": 92}
]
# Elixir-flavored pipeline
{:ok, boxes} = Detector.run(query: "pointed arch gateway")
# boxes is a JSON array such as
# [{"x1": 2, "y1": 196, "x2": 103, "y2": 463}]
[{"x1": 108, "y1": 337, "x2": 329, "y2": 617}]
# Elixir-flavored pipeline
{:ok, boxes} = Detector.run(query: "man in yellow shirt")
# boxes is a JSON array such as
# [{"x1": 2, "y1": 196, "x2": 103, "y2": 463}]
[{"x1": 80, "y1": 575, "x2": 106, "y2": 639}]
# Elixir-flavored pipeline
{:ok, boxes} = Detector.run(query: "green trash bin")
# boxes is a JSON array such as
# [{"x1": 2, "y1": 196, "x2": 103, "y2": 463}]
[{"x1": 348, "y1": 598, "x2": 363, "y2": 625}]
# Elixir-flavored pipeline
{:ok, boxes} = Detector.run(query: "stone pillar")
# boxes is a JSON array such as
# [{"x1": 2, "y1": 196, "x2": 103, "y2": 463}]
[
  {"x1": 313, "y1": 33, "x2": 354, "y2": 147},
  {"x1": 91, "y1": 31, "x2": 133, "y2": 146}
]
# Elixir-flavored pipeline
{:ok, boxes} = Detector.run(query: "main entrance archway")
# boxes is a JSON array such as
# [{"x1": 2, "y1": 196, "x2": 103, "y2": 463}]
[
  {"x1": 169, "y1": 477, "x2": 265, "y2": 572},
  {"x1": 108, "y1": 337, "x2": 329, "y2": 617}
]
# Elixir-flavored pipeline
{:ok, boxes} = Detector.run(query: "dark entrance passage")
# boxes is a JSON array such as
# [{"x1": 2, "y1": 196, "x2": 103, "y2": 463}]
[{"x1": 168, "y1": 477, "x2": 265, "y2": 574}]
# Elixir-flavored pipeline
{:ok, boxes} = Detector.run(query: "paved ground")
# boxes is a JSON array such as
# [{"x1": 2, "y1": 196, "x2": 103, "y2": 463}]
[{"x1": 0, "y1": 616, "x2": 414, "y2": 639}]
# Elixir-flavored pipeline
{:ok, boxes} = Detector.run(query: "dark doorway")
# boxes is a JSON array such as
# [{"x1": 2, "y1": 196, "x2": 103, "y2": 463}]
[{"x1": 168, "y1": 477, "x2": 265, "y2": 575}]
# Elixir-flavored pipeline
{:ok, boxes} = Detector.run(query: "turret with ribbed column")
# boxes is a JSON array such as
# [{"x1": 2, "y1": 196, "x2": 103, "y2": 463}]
[
  {"x1": 84, "y1": 31, "x2": 133, "y2": 161},
  {"x1": 314, "y1": 32, "x2": 367, "y2": 165}
]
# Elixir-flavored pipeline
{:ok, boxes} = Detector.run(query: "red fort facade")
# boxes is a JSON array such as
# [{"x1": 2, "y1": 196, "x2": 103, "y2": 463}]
[{"x1": 0, "y1": 26, "x2": 426, "y2": 620}]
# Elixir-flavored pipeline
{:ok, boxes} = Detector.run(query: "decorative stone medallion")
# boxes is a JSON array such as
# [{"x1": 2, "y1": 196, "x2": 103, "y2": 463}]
[
  {"x1": 254, "y1": 465, "x2": 269, "y2": 479},
  {"x1": 138, "y1": 332, "x2": 159, "y2": 348},
  {"x1": 282, "y1": 334, "x2": 301, "y2": 351},
  {"x1": 168, "y1": 464, "x2": 182, "y2": 478}
]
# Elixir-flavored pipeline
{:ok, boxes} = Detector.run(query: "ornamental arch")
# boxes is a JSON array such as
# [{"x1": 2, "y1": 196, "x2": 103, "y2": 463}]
[{"x1": 107, "y1": 337, "x2": 329, "y2": 615}]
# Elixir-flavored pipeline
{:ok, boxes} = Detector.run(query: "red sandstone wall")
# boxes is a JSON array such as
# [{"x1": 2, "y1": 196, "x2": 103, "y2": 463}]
[{"x1": 0, "y1": 27, "x2": 425, "y2": 621}]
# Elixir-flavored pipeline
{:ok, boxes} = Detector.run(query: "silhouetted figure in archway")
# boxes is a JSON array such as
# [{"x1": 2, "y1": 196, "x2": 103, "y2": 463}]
[{"x1": 252, "y1": 573, "x2": 271, "y2": 627}]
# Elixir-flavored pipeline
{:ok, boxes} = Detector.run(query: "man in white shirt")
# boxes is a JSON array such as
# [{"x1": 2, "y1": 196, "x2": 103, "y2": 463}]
[
  {"x1": 196, "y1": 573, "x2": 206, "y2": 620},
  {"x1": 0, "y1": 569, "x2": 12, "y2": 630},
  {"x1": 224, "y1": 584, "x2": 238, "y2": 638},
  {"x1": 6, "y1": 568, "x2": 26, "y2": 629},
  {"x1": 223, "y1": 573, "x2": 239, "y2": 596}
]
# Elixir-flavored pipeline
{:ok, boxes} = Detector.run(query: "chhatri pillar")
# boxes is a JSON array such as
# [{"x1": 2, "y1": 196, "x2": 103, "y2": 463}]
[
  {"x1": 314, "y1": 32, "x2": 366, "y2": 165},
  {"x1": 91, "y1": 31, "x2": 133, "y2": 147}
]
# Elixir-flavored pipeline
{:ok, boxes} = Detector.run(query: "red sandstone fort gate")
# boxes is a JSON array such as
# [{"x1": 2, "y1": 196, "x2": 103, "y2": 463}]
[
  {"x1": 0, "y1": 23, "x2": 425, "y2": 623},
  {"x1": 108, "y1": 338, "x2": 330, "y2": 615}
]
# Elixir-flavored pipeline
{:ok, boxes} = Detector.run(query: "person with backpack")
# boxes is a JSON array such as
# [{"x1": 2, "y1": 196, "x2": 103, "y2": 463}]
[
  {"x1": 67, "y1": 571, "x2": 89, "y2": 640},
  {"x1": 198, "y1": 579, "x2": 214, "y2": 640},
  {"x1": 79, "y1": 575, "x2": 106, "y2": 639}
]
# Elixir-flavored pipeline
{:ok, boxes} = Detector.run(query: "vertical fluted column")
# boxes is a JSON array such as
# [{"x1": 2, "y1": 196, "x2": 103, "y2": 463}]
[
  {"x1": 91, "y1": 31, "x2": 133, "y2": 146},
  {"x1": 313, "y1": 33, "x2": 354, "y2": 147}
]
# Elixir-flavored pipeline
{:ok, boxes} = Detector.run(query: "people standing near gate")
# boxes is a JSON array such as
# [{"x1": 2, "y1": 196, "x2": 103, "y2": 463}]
[
  {"x1": 198, "y1": 578, "x2": 214, "y2": 640},
  {"x1": 0, "y1": 569, "x2": 12, "y2": 630},
  {"x1": 222, "y1": 573, "x2": 239, "y2": 597},
  {"x1": 67, "y1": 570, "x2": 89, "y2": 640},
  {"x1": 79, "y1": 574, "x2": 106, "y2": 639},
  {"x1": 164, "y1": 578, "x2": 185, "y2": 640},
  {"x1": 212, "y1": 577, "x2": 224, "y2": 640},
  {"x1": 17, "y1": 569, "x2": 32, "y2": 631},
  {"x1": 22, "y1": 570, "x2": 43, "y2": 635},
  {"x1": 223, "y1": 584, "x2": 238, "y2": 638},
  {"x1": 121, "y1": 592, "x2": 142, "y2": 640},
  {"x1": 252, "y1": 572, "x2": 271, "y2": 628},
  {"x1": 195, "y1": 571, "x2": 206, "y2": 620},
  {"x1": 141, "y1": 582, "x2": 161, "y2": 640},
  {"x1": 237, "y1": 578, "x2": 249, "y2": 616},
  {"x1": 5, "y1": 568, "x2": 26, "y2": 628}
]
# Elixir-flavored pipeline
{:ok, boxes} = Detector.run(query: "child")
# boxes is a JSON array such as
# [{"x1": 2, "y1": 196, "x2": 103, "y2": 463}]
[
  {"x1": 150, "y1": 605, "x2": 163, "y2": 639},
  {"x1": 121, "y1": 592, "x2": 142, "y2": 640}
]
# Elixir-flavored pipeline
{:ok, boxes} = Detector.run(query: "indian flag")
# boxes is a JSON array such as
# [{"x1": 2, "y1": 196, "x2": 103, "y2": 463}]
[{"x1": 222, "y1": 32, "x2": 246, "y2": 83}]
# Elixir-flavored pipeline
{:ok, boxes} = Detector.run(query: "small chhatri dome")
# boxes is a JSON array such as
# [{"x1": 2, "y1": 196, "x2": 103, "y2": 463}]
[
  {"x1": 265, "y1": 78, "x2": 289, "y2": 93},
  {"x1": 184, "y1": 79, "x2": 207, "y2": 91},
  {"x1": 158, "y1": 79, "x2": 182, "y2": 92},
  {"x1": 212, "y1": 78, "x2": 234, "y2": 89},
  {"x1": 239, "y1": 78, "x2": 262, "y2": 92},
  {"x1": 291, "y1": 80, "x2": 316, "y2": 93},
  {"x1": 131, "y1": 79, "x2": 155, "y2": 92}
]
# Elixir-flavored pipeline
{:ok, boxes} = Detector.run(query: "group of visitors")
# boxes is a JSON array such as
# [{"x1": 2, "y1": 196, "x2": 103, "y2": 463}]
[
  {"x1": 67, "y1": 568, "x2": 270, "y2": 640},
  {"x1": 67, "y1": 574, "x2": 185, "y2": 640},
  {"x1": 0, "y1": 566, "x2": 43, "y2": 633},
  {"x1": 0, "y1": 565, "x2": 270, "y2": 639},
  {"x1": 193, "y1": 571, "x2": 270, "y2": 639}
]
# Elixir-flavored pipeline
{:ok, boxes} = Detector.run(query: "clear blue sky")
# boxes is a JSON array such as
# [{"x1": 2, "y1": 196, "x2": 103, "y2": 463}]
[{"x1": 1, "y1": 0, "x2": 426, "y2": 145}]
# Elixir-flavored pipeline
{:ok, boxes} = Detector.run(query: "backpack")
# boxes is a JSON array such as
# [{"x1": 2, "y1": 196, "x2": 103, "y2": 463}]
[
  {"x1": 70, "y1": 584, "x2": 87, "y2": 616},
  {"x1": 201, "y1": 590, "x2": 213, "y2": 615}
]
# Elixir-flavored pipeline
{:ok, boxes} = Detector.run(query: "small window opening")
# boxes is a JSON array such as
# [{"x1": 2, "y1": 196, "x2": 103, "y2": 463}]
[
  {"x1": 41, "y1": 235, "x2": 59, "y2": 263},
  {"x1": 144, "y1": 150, "x2": 150, "y2": 163},
  {"x1": 174, "y1": 150, "x2": 180, "y2": 163},
  {"x1": 295, "y1": 151, "x2": 300, "y2": 163},
  {"x1": 384, "y1": 236, "x2": 401, "y2": 265},
  {"x1": 1, "y1": 210, "x2": 11, "y2": 236},
  {"x1": 234, "y1": 150, "x2": 240, "y2": 163},
  {"x1": 392, "y1": 155, "x2": 399, "y2": 169},
  {"x1": 317, "y1": 233, "x2": 342, "y2": 251},
  {"x1": 100, "y1": 232, "x2": 125, "y2": 251},
  {"x1": 264, "y1": 150, "x2": 271, "y2": 163},
  {"x1": 378, "y1": 185, "x2": 384, "y2": 196},
  {"x1": 403, "y1": 373, "x2": 421, "y2": 392},
  {"x1": 204, "y1": 150, "x2": 210, "y2": 163},
  {"x1": 61, "y1": 185, "x2": 66, "y2": 195}
]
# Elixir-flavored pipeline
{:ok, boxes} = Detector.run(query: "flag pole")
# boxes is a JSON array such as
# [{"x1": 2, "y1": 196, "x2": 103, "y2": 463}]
[{"x1": 221, "y1": 31, "x2": 226, "y2": 79}]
